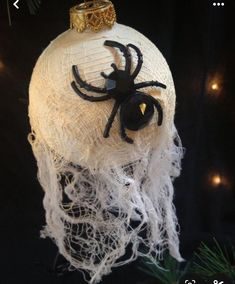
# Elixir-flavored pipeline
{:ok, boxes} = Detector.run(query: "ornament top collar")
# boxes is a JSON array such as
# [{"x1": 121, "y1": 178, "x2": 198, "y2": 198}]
[{"x1": 70, "y1": 0, "x2": 116, "y2": 33}]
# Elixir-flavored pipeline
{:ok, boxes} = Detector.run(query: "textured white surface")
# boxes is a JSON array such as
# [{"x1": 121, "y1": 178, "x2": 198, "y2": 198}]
[{"x1": 28, "y1": 23, "x2": 184, "y2": 283}]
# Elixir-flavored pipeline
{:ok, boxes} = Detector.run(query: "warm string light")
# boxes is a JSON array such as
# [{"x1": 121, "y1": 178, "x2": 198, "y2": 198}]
[
  {"x1": 207, "y1": 74, "x2": 223, "y2": 97},
  {"x1": 211, "y1": 174, "x2": 222, "y2": 186},
  {"x1": 211, "y1": 83, "x2": 219, "y2": 91},
  {"x1": 209, "y1": 172, "x2": 230, "y2": 189}
]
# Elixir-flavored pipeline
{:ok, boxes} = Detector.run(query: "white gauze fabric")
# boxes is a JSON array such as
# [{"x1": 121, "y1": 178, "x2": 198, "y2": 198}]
[{"x1": 28, "y1": 23, "x2": 184, "y2": 283}]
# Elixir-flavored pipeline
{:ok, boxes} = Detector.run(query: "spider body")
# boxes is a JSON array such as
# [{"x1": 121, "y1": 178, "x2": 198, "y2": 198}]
[
  {"x1": 71, "y1": 40, "x2": 166, "y2": 144},
  {"x1": 120, "y1": 93, "x2": 155, "y2": 131}
]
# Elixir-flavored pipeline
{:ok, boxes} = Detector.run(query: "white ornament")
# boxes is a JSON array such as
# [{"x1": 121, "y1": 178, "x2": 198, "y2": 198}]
[{"x1": 28, "y1": 23, "x2": 184, "y2": 283}]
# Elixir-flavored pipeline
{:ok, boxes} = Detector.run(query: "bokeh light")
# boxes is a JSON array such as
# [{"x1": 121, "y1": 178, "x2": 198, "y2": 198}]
[
  {"x1": 211, "y1": 82, "x2": 219, "y2": 91},
  {"x1": 211, "y1": 174, "x2": 222, "y2": 186},
  {"x1": 206, "y1": 73, "x2": 223, "y2": 97},
  {"x1": 209, "y1": 172, "x2": 230, "y2": 189}
]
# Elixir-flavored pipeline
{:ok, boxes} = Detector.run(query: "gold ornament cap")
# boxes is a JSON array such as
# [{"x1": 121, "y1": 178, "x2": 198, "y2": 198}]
[{"x1": 70, "y1": 0, "x2": 116, "y2": 33}]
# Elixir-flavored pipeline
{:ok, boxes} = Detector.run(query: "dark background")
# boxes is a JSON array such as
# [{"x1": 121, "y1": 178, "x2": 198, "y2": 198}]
[{"x1": 0, "y1": 0, "x2": 235, "y2": 283}]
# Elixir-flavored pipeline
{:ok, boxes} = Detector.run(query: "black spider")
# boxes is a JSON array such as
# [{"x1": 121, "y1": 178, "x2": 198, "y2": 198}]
[{"x1": 71, "y1": 40, "x2": 166, "y2": 144}]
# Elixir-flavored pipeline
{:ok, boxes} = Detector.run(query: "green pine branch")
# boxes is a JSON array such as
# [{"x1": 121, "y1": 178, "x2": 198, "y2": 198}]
[
  {"x1": 191, "y1": 239, "x2": 235, "y2": 282},
  {"x1": 138, "y1": 239, "x2": 235, "y2": 284},
  {"x1": 138, "y1": 252, "x2": 189, "y2": 284}
]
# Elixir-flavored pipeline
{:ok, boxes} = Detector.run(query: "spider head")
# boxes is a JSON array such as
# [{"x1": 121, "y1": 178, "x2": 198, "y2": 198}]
[
  {"x1": 105, "y1": 67, "x2": 135, "y2": 102},
  {"x1": 120, "y1": 92, "x2": 155, "y2": 131}
]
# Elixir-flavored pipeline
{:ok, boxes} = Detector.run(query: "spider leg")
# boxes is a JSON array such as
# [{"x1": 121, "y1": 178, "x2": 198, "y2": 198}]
[
  {"x1": 120, "y1": 121, "x2": 134, "y2": 144},
  {"x1": 149, "y1": 96, "x2": 163, "y2": 126},
  {"x1": 72, "y1": 65, "x2": 107, "y2": 93},
  {"x1": 103, "y1": 101, "x2": 120, "y2": 138},
  {"x1": 127, "y1": 44, "x2": 143, "y2": 79},
  {"x1": 71, "y1": 81, "x2": 112, "y2": 102},
  {"x1": 101, "y1": 72, "x2": 108, "y2": 79},
  {"x1": 104, "y1": 40, "x2": 131, "y2": 74},
  {"x1": 111, "y1": 63, "x2": 119, "y2": 72},
  {"x1": 135, "y1": 80, "x2": 167, "y2": 90}
]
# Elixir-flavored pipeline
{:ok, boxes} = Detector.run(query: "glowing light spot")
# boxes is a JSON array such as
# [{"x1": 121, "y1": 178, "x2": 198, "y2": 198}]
[
  {"x1": 210, "y1": 174, "x2": 223, "y2": 187},
  {"x1": 211, "y1": 83, "x2": 219, "y2": 91},
  {"x1": 212, "y1": 175, "x2": 221, "y2": 185},
  {"x1": 209, "y1": 172, "x2": 230, "y2": 189}
]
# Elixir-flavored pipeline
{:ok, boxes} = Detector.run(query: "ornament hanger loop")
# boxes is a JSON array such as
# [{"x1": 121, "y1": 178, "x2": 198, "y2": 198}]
[{"x1": 70, "y1": 0, "x2": 116, "y2": 33}]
